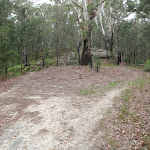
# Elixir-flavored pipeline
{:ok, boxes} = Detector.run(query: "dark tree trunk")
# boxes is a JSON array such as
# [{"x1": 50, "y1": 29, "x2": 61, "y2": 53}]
[
  {"x1": 20, "y1": 48, "x2": 23, "y2": 73},
  {"x1": 77, "y1": 41, "x2": 82, "y2": 65},
  {"x1": 77, "y1": 48, "x2": 80, "y2": 65},
  {"x1": 41, "y1": 32, "x2": 46, "y2": 68},
  {"x1": 56, "y1": 21, "x2": 59, "y2": 67},
  {"x1": 4, "y1": 62, "x2": 7, "y2": 76},
  {"x1": 128, "y1": 49, "x2": 131, "y2": 65},
  {"x1": 110, "y1": 30, "x2": 114, "y2": 53},
  {"x1": 117, "y1": 24, "x2": 121, "y2": 65},
  {"x1": 80, "y1": 17, "x2": 93, "y2": 66},
  {"x1": 42, "y1": 57, "x2": 45, "y2": 68},
  {"x1": 25, "y1": 52, "x2": 28, "y2": 67},
  {"x1": 56, "y1": 48, "x2": 59, "y2": 66},
  {"x1": 133, "y1": 12, "x2": 137, "y2": 65},
  {"x1": 117, "y1": 52, "x2": 122, "y2": 65},
  {"x1": 80, "y1": 38, "x2": 92, "y2": 65},
  {"x1": 23, "y1": 47, "x2": 28, "y2": 67}
]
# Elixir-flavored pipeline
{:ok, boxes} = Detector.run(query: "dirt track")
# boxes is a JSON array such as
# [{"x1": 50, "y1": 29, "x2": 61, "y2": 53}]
[{"x1": 0, "y1": 66, "x2": 144, "y2": 150}]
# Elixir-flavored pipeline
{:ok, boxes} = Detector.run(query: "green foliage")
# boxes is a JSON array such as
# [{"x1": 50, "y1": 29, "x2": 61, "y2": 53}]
[
  {"x1": 137, "y1": 0, "x2": 150, "y2": 18},
  {"x1": 30, "y1": 60, "x2": 37, "y2": 66},
  {"x1": 66, "y1": 52, "x2": 78, "y2": 66},
  {"x1": 79, "y1": 80, "x2": 123, "y2": 96},
  {"x1": 87, "y1": 2, "x2": 95, "y2": 13},
  {"x1": 23, "y1": 66, "x2": 30, "y2": 74},
  {"x1": 79, "y1": 88, "x2": 96, "y2": 95},
  {"x1": 7, "y1": 65, "x2": 21, "y2": 77},
  {"x1": 8, "y1": 65, "x2": 21, "y2": 72},
  {"x1": 35, "y1": 66, "x2": 41, "y2": 72},
  {"x1": 128, "y1": 77, "x2": 149, "y2": 89},
  {"x1": 45, "y1": 58, "x2": 63, "y2": 67},
  {"x1": 126, "y1": 0, "x2": 136, "y2": 12},
  {"x1": 109, "y1": 140, "x2": 117, "y2": 148},
  {"x1": 93, "y1": 55, "x2": 101, "y2": 72},
  {"x1": 144, "y1": 59, "x2": 150, "y2": 72},
  {"x1": 0, "y1": 0, "x2": 149, "y2": 78},
  {"x1": 108, "y1": 52, "x2": 116, "y2": 65},
  {"x1": 118, "y1": 89, "x2": 131, "y2": 121},
  {"x1": 45, "y1": 58, "x2": 55, "y2": 67},
  {"x1": 109, "y1": 81, "x2": 122, "y2": 87}
]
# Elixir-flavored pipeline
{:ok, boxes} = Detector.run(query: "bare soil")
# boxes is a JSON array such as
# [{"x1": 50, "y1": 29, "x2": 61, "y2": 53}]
[{"x1": 0, "y1": 66, "x2": 145, "y2": 150}]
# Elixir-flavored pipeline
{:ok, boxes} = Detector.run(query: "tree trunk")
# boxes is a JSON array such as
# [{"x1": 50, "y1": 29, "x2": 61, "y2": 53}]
[
  {"x1": 110, "y1": 30, "x2": 114, "y2": 53},
  {"x1": 81, "y1": 38, "x2": 91, "y2": 65},
  {"x1": 23, "y1": 47, "x2": 28, "y2": 67},
  {"x1": 117, "y1": 24, "x2": 121, "y2": 65},
  {"x1": 56, "y1": 38, "x2": 59, "y2": 67},
  {"x1": 77, "y1": 42, "x2": 82, "y2": 65},
  {"x1": 128, "y1": 49, "x2": 131, "y2": 65},
  {"x1": 21, "y1": 48, "x2": 23, "y2": 73},
  {"x1": 133, "y1": 12, "x2": 137, "y2": 65},
  {"x1": 56, "y1": 21, "x2": 59, "y2": 67},
  {"x1": 4, "y1": 62, "x2": 7, "y2": 76},
  {"x1": 117, "y1": 52, "x2": 121, "y2": 65},
  {"x1": 77, "y1": 48, "x2": 80, "y2": 65},
  {"x1": 80, "y1": 18, "x2": 93, "y2": 66}
]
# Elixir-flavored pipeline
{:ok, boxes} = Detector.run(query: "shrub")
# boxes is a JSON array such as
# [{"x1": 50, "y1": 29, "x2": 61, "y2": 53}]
[
  {"x1": 45, "y1": 58, "x2": 56, "y2": 66},
  {"x1": 93, "y1": 55, "x2": 101, "y2": 72},
  {"x1": 8, "y1": 65, "x2": 21, "y2": 73},
  {"x1": 23, "y1": 66, "x2": 30, "y2": 74},
  {"x1": 144, "y1": 59, "x2": 150, "y2": 72},
  {"x1": 35, "y1": 66, "x2": 41, "y2": 72}
]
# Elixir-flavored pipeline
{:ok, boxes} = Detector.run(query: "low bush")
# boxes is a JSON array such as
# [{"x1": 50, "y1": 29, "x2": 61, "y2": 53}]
[
  {"x1": 23, "y1": 66, "x2": 30, "y2": 74},
  {"x1": 35, "y1": 66, "x2": 41, "y2": 72},
  {"x1": 8, "y1": 65, "x2": 21, "y2": 73},
  {"x1": 93, "y1": 55, "x2": 101, "y2": 72},
  {"x1": 144, "y1": 59, "x2": 150, "y2": 72}
]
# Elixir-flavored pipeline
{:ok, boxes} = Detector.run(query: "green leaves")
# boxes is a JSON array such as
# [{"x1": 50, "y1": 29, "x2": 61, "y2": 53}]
[
  {"x1": 126, "y1": 0, "x2": 137, "y2": 12},
  {"x1": 145, "y1": 59, "x2": 150, "y2": 72},
  {"x1": 87, "y1": 2, "x2": 95, "y2": 13},
  {"x1": 93, "y1": 55, "x2": 101, "y2": 72}
]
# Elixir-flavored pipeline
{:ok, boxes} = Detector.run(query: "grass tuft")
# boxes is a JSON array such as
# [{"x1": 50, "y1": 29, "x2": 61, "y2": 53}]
[{"x1": 79, "y1": 88, "x2": 96, "y2": 95}]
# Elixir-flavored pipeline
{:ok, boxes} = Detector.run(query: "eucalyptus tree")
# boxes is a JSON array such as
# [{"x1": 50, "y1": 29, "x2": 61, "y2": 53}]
[
  {"x1": 48, "y1": 1, "x2": 80, "y2": 66},
  {"x1": 36, "y1": 4, "x2": 53, "y2": 67},
  {"x1": 71, "y1": 0, "x2": 106, "y2": 65},
  {"x1": 13, "y1": 0, "x2": 34, "y2": 68},
  {"x1": 95, "y1": 0, "x2": 127, "y2": 64},
  {"x1": 95, "y1": 0, "x2": 115, "y2": 53},
  {"x1": 137, "y1": 0, "x2": 150, "y2": 63}
]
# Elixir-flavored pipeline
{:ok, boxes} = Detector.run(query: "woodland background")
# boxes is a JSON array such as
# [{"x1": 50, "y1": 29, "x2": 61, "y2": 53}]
[{"x1": 0, "y1": 0, "x2": 150, "y2": 77}]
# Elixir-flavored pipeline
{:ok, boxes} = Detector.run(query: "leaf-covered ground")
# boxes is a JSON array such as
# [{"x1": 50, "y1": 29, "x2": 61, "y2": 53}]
[{"x1": 101, "y1": 77, "x2": 150, "y2": 150}]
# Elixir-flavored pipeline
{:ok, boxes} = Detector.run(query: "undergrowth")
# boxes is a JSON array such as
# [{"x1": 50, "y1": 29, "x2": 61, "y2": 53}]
[{"x1": 1, "y1": 57, "x2": 64, "y2": 80}]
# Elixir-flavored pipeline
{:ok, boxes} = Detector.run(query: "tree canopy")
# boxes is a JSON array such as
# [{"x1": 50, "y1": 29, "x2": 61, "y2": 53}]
[{"x1": 0, "y1": 0, "x2": 150, "y2": 76}]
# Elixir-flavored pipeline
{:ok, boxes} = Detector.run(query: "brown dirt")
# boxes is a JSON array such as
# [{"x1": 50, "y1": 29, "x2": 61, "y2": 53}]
[{"x1": 0, "y1": 66, "x2": 146, "y2": 150}]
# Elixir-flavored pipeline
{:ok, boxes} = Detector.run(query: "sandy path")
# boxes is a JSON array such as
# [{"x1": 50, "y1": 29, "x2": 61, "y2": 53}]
[
  {"x1": 0, "y1": 66, "x2": 144, "y2": 150},
  {"x1": 0, "y1": 88, "x2": 124, "y2": 150}
]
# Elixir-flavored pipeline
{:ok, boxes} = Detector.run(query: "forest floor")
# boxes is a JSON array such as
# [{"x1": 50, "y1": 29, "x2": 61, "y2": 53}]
[{"x1": 0, "y1": 66, "x2": 149, "y2": 150}]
